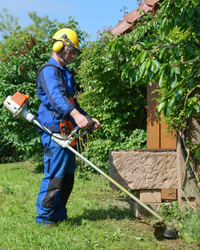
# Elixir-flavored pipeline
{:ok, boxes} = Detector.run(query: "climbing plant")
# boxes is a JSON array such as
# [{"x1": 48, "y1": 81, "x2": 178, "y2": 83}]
[
  {"x1": 120, "y1": 0, "x2": 200, "y2": 158},
  {"x1": 77, "y1": 0, "x2": 200, "y2": 172}
]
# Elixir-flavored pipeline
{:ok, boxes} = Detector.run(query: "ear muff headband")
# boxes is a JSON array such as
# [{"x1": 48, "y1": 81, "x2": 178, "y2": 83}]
[
  {"x1": 53, "y1": 34, "x2": 73, "y2": 53},
  {"x1": 52, "y1": 41, "x2": 64, "y2": 53}
]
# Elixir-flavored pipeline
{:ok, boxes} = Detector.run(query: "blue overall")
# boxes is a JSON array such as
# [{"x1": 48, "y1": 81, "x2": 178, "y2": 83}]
[{"x1": 36, "y1": 57, "x2": 87, "y2": 224}]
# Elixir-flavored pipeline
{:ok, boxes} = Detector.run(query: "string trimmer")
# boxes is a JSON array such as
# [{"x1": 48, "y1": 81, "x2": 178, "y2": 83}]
[{"x1": 3, "y1": 92, "x2": 178, "y2": 238}]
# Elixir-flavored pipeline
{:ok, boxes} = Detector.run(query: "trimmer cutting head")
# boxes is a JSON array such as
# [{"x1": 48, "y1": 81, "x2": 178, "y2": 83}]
[{"x1": 151, "y1": 220, "x2": 178, "y2": 239}]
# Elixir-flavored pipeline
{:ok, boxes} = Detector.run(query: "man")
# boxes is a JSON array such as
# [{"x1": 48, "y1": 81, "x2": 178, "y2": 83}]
[{"x1": 36, "y1": 28, "x2": 100, "y2": 225}]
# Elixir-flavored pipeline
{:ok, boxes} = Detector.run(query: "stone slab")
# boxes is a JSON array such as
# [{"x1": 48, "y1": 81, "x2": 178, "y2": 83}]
[
  {"x1": 140, "y1": 189, "x2": 161, "y2": 203},
  {"x1": 109, "y1": 150, "x2": 178, "y2": 190}
]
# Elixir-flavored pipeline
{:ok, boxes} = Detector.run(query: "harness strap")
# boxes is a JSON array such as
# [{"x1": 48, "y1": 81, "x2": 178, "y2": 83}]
[
  {"x1": 37, "y1": 64, "x2": 77, "y2": 146},
  {"x1": 37, "y1": 64, "x2": 70, "y2": 97}
]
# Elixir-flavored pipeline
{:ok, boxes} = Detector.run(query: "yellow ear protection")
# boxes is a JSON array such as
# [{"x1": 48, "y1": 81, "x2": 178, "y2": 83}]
[
  {"x1": 52, "y1": 41, "x2": 64, "y2": 53},
  {"x1": 52, "y1": 34, "x2": 72, "y2": 53}
]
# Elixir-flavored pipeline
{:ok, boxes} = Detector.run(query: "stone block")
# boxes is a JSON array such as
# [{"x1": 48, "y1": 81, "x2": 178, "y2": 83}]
[
  {"x1": 109, "y1": 150, "x2": 178, "y2": 190},
  {"x1": 139, "y1": 189, "x2": 161, "y2": 203}
]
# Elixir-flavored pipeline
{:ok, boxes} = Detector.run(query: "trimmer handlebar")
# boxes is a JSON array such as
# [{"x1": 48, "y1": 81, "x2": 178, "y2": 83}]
[
  {"x1": 72, "y1": 114, "x2": 96, "y2": 136},
  {"x1": 3, "y1": 92, "x2": 96, "y2": 148}
]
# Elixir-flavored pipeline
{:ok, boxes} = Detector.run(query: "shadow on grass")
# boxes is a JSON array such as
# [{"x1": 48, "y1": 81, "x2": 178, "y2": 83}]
[{"x1": 68, "y1": 205, "x2": 149, "y2": 226}]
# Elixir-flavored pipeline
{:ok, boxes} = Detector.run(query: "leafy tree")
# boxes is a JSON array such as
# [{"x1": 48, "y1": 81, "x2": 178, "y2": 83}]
[
  {"x1": 120, "y1": 0, "x2": 200, "y2": 165},
  {"x1": 0, "y1": 8, "x2": 22, "y2": 60},
  {"x1": 26, "y1": 11, "x2": 58, "y2": 40},
  {"x1": 0, "y1": 16, "x2": 88, "y2": 162},
  {"x1": 77, "y1": 35, "x2": 147, "y2": 170},
  {"x1": 0, "y1": 8, "x2": 20, "y2": 38},
  {"x1": 0, "y1": 9, "x2": 68, "y2": 61},
  {"x1": 0, "y1": 34, "x2": 51, "y2": 161},
  {"x1": 77, "y1": 0, "x2": 200, "y2": 173}
]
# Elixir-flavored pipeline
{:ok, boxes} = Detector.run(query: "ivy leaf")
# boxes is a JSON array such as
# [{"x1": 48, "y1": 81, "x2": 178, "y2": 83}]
[
  {"x1": 159, "y1": 48, "x2": 167, "y2": 59},
  {"x1": 195, "y1": 68, "x2": 200, "y2": 77},
  {"x1": 175, "y1": 89, "x2": 182, "y2": 100},
  {"x1": 158, "y1": 70, "x2": 165, "y2": 87},
  {"x1": 186, "y1": 106, "x2": 193, "y2": 118},
  {"x1": 157, "y1": 101, "x2": 166, "y2": 114},
  {"x1": 175, "y1": 46, "x2": 179, "y2": 58},
  {"x1": 139, "y1": 62, "x2": 146, "y2": 78},
  {"x1": 195, "y1": 148, "x2": 200, "y2": 160},
  {"x1": 161, "y1": 17, "x2": 166, "y2": 29},
  {"x1": 189, "y1": 77, "x2": 194, "y2": 89},
  {"x1": 180, "y1": 9, "x2": 186, "y2": 23},
  {"x1": 151, "y1": 60, "x2": 160, "y2": 73},
  {"x1": 186, "y1": 18, "x2": 193, "y2": 27},
  {"x1": 195, "y1": 6, "x2": 200, "y2": 15},
  {"x1": 187, "y1": 8, "x2": 194, "y2": 18},
  {"x1": 129, "y1": 68, "x2": 136, "y2": 80},
  {"x1": 145, "y1": 58, "x2": 151, "y2": 69},
  {"x1": 174, "y1": 67, "x2": 180, "y2": 74},
  {"x1": 188, "y1": 45, "x2": 194, "y2": 55},
  {"x1": 170, "y1": 74, "x2": 177, "y2": 89},
  {"x1": 168, "y1": 97, "x2": 176, "y2": 111},
  {"x1": 140, "y1": 50, "x2": 147, "y2": 63}
]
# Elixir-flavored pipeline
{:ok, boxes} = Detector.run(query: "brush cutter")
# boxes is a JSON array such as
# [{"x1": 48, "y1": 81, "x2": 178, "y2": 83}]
[{"x1": 3, "y1": 92, "x2": 178, "y2": 238}]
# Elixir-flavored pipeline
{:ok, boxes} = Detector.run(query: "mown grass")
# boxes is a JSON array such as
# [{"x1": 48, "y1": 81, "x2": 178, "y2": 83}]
[{"x1": 0, "y1": 162, "x2": 199, "y2": 250}]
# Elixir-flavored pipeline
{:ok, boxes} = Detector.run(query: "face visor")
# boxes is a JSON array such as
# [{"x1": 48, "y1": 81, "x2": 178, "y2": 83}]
[
  {"x1": 60, "y1": 34, "x2": 81, "y2": 58},
  {"x1": 66, "y1": 41, "x2": 81, "y2": 58}
]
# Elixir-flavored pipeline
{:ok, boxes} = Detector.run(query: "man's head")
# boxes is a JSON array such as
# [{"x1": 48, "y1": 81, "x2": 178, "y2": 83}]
[{"x1": 52, "y1": 28, "x2": 81, "y2": 65}]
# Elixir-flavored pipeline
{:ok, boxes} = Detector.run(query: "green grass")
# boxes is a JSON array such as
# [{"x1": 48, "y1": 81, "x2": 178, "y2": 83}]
[{"x1": 0, "y1": 162, "x2": 199, "y2": 250}]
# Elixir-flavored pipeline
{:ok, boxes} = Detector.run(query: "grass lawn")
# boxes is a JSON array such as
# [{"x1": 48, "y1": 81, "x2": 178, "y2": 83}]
[{"x1": 0, "y1": 162, "x2": 199, "y2": 250}]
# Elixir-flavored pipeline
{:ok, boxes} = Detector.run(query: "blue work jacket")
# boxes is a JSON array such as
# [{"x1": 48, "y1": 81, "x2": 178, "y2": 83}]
[{"x1": 36, "y1": 57, "x2": 87, "y2": 133}]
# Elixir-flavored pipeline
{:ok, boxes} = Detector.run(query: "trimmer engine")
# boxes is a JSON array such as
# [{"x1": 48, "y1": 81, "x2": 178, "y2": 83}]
[{"x1": 4, "y1": 92, "x2": 35, "y2": 122}]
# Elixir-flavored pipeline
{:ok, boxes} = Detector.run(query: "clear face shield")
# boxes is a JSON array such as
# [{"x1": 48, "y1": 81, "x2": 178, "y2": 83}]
[
  {"x1": 60, "y1": 39, "x2": 81, "y2": 64},
  {"x1": 66, "y1": 42, "x2": 81, "y2": 59}
]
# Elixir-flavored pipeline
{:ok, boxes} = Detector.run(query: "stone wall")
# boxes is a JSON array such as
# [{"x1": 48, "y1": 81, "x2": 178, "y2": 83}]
[{"x1": 109, "y1": 150, "x2": 178, "y2": 190}]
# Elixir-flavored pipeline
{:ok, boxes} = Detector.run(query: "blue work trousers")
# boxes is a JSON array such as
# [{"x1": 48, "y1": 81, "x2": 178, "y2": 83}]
[{"x1": 36, "y1": 132, "x2": 76, "y2": 225}]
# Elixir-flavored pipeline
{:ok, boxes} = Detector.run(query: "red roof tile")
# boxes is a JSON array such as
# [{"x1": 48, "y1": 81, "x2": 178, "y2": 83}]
[
  {"x1": 145, "y1": 0, "x2": 160, "y2": 6},
  {"x1": 109, "y1": 0, "x2": 160, "y2": 35}
]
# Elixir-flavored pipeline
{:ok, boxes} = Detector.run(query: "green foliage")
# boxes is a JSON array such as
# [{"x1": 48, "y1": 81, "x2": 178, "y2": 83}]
[
  {"x1": 160, "y1": 201, "x2": 183, "y2": 222},
  {"x1": 26, "y1": 11, "x2": 59, "y2": 40},
  {"x1": 0, "y1": 8, "x2": 20, "y2": 38},
  {"x1": 160, "y1": 201, "x2": 200, "y2": 243},
  {"x1": 0, "y1": 9, "x2": 87, "y2": 61},
  {"x1": 0, "y1": 33, "x2": 51, "y2": 160},
  {"x1": 0, "y1": 9, "x2": 56, "y2": 60},
  {"x1": 123, "y1": 0, "x2": 200, "y2": 128},
  {"x1": 0, "y1": 16, "x2": 88, "y2": 162},
  {"x1": 77, "y1": 35, "x2": 147, "y2": 170},
  {"x1": 0, "y1": 133, "x2": 20, "y2": 163},
  {"x1": 180, "y1": 208, "x2": 200, "y2": 244},
  {"x1": 119, "y1": 0, "x2": 200, "y2": 162},
  {"x1": 80, "y1": 129, "x2": 147, "y2": 173}
]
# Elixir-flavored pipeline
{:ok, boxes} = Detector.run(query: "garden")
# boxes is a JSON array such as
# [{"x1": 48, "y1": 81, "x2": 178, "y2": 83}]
[
  {"x1": 0, "y1": 162, "x2": 200, "y2": 249},
  {"x1": 0, "y1": 0, "x2": 200, "y2": 248}
]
